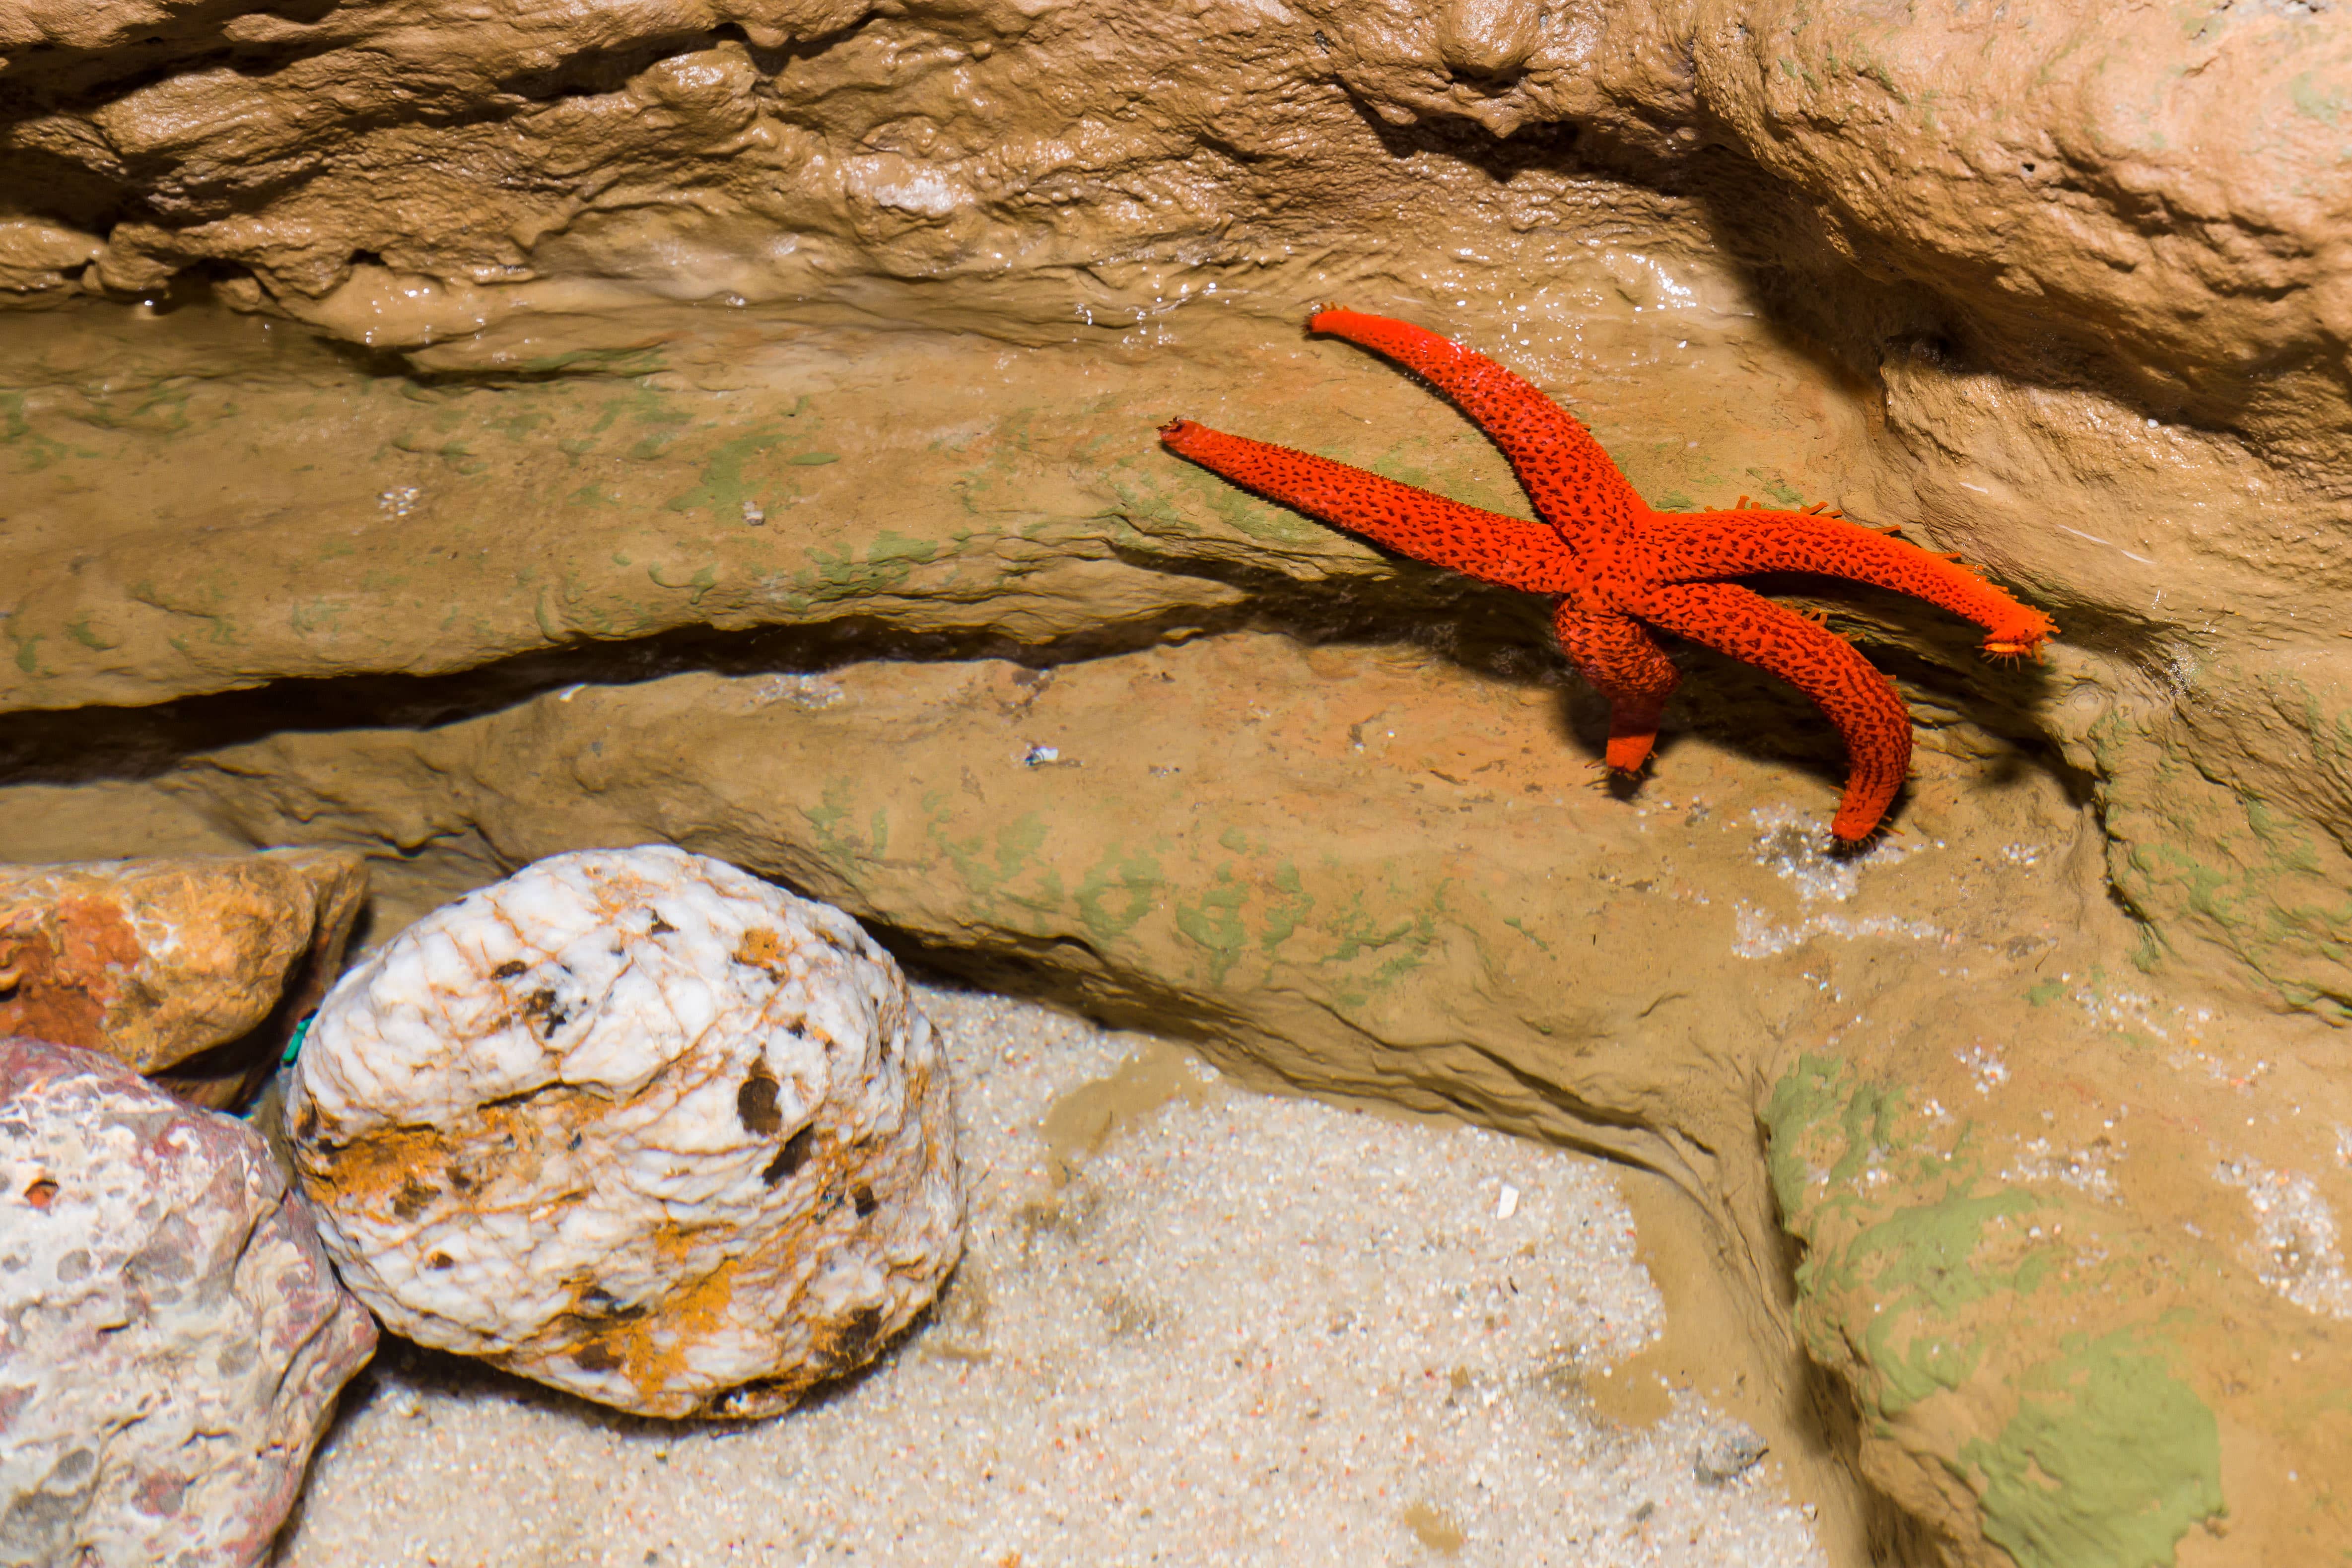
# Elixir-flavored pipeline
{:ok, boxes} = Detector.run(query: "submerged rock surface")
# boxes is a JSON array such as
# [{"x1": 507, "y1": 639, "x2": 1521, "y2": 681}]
[
  {"x1": 7, "y1": 0, "x2": 2352, "y2": 1562},
  {"x1": 0, "y1": 1036, "x2": 377, "y2": 1568},
  {"x1": 287, "y1": 846, "x2": 963, "y2": 1419}
]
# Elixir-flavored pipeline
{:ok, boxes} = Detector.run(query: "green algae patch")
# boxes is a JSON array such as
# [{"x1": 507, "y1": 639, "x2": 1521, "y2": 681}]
[
  {"x1": 1835, "y1": 1187, "x2": 2050, "y2": 1414},
  {"x1": 1741, "y1": 467, "x2": 1807, "y2": 507},
  {"x1": 800, "y1": 532, "x2": 947, "y2": 601},
  {"x1": 1177, "y1": 465, "x2": 1320, "y2": 545},
  {"x1": 1075, "y1": 842, "x2": 1169, "y2": 944},
  {"x1": 1766, "y1": 1055, "x2": 2060, "y2": 1415},
  {"x1": 1764, "y1": 1051, "x2": 2227, "y2": 1566},
  {"x1": 1173, "y1": 865, "x2": 1250, "y2": 985},
  {"x1": 663, "y1": 424, "x2": 799, "y2": 516},
  {"x1": 1763, "y1": 1053, "x2": 1873, "y2": 1220},
  {"x1": 1962, "y1": 1331, "x2": 2222, "y2": 1568},
  {"x1": 2093, "y1": 669, "x2": 2352, "y2": 1019}
]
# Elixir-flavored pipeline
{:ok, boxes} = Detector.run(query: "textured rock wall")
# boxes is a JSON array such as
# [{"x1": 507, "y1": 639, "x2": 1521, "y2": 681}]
[
  {"x1": 8, "y1": 2, "x2": 2352, "y2": 1564},
  {"x1": 7, "y1": 0, "x2": 2347, "y2": 450},
  {"x1": 31, "y1": 631, "x2": 2345, "y2": 1568},
  {"x1": 5, "y1": 0, "x2": 2352, "y2": 1007}
]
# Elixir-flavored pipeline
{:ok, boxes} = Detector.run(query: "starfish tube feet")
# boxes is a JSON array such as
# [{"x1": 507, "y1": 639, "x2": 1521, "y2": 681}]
[{"x1": 1633, "y1": 581, "x2": 1913, "y2": 841}]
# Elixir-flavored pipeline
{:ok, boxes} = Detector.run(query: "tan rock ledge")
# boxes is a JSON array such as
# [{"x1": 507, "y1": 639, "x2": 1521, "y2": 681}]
[{"x1": 7, "y1": 630, "x2": 2348, "y2": 1564}]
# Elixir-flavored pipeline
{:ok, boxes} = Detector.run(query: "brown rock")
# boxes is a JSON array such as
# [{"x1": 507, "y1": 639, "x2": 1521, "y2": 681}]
[
  {"x1": 8, "y1": 614, "x2": 2351, "y2": 1563},
  {"x1": 0, "y1": 850, "x2": 366, "y2": 1107},
  {"x1": 2, "y1": 0, "x2": 2350, "y2": 1560},
  {"x1": 0, "y1": 0, "x2": 2341, "y2": 457},
  {"x1": 0, "y1": 0, "x2": 2348, "y2": 1016}
]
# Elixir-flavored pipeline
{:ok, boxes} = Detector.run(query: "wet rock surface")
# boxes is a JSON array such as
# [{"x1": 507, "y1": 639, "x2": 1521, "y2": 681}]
[
  {"x1": 1, "y1": 0, "x2": 2341, "y2": 456},
  {"x1": 28, "y1": 627, "x2": 2342, "y2": 1564},
  {"x1": 0, "y1": 850, "x2": 366, "y2": 1107},
  {"x1": 0, "y1": 1036, "x2": 377, "y2": 1568},
  {"x1": 288, "y1": 846, "x2": 963, "y2": 1419},
  {"x1": 6, "y1": 1, "x2": 2352, "y2": 1563}
]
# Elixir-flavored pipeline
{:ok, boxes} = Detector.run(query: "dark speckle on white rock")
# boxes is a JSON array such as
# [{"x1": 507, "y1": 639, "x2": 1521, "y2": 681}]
[{"x1": 286, "y1": 846, "x2": 963, "y2": 1421}]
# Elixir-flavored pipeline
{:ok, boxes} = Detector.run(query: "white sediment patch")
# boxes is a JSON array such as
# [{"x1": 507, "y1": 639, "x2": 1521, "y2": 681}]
[
  {"x1": 2215, "y1": 1159, "x2": 2352, "y2": 1320},
  {"x1": 1732, "y1": 903, "x2": 1947, "y2": 960},
  {"x1": 1730, "y1": 808, "x2": 1944, "y2": 958},
  {"x1": 2006, "y1": 1136, "x2": 2121, "y2": 1201},
  {"x1": 1746, "y1": 805, "x2": 1915, "y2": 904}
]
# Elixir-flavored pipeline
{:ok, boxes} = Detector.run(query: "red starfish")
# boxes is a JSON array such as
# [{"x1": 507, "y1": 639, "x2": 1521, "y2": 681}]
[{"x1": 1159, "y1": 308, "x2": 2058, "y2": 841}]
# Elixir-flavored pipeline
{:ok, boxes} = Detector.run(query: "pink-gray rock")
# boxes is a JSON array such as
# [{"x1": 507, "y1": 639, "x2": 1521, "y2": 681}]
[
  {"x1": 286, "y1": 846, "x2": 963, "y2": 1420},
  {"x1": 0, "y1": 1036, "x2": 377, "y2": 1568}
]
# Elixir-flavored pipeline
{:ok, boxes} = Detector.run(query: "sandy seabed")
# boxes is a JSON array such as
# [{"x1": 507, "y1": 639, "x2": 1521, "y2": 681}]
[{"x1": 275, "y1": 982, "x2": 1823, "y2": 1568}]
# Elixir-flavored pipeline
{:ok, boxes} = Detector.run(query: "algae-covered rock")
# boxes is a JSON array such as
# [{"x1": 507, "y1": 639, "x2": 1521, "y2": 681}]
[{"x1": 81, "y1": 625, "x2": 2345, "y2": 1565}]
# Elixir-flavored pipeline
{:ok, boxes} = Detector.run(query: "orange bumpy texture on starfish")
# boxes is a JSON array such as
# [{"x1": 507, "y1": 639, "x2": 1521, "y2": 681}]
[{"x1": 1159, "y1": 308, "x2": 2058, "y2": 841}]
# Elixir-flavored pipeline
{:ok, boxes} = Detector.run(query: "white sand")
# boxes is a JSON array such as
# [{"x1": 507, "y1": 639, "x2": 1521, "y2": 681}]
[{"x1": 276, "y1": 982, "x2": 1823, "y2": 1568}]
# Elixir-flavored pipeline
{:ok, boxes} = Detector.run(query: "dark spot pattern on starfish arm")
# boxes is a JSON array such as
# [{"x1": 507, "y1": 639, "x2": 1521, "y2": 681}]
[
  {"x1": 1157, "y1": 420, "x2": 1579, "y2": 595},
  {"x1": 1158, "y1": 309, "x2": 2059, "y2": 841},
  {"x1": 1309, "y1": 308, "x2": 1640, "y2": 537}
]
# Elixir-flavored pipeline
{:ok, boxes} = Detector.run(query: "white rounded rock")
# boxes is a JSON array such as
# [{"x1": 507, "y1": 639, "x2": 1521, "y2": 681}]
[{"x1": 286, "y1": 846, "x2": 963, "y2": 1419}]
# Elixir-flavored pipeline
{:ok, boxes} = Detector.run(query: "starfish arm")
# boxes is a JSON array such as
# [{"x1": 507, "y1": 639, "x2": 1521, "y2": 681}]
[
  {"x1": 1630, "y1": 580, "x2": 1913, "y2": 841},
  {"x1": 1638, "y1": 510, "x2": 2058, "y2": 655},
  {"x1": 1552, "y1": 605, "x2": 1681, "y2": 772},
  {"x1": 1158, "y1": 418, "x2": 1580, "y2": 592},
  {"x1": 1308, "y1": 308, "x2": 1644, "y2": 536}
]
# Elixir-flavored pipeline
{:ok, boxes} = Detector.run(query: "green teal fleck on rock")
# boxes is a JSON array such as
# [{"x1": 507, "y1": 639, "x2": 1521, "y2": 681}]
[{"x1": 1962, "y1": 1331, "x2": 2223, "y2": 1568}]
